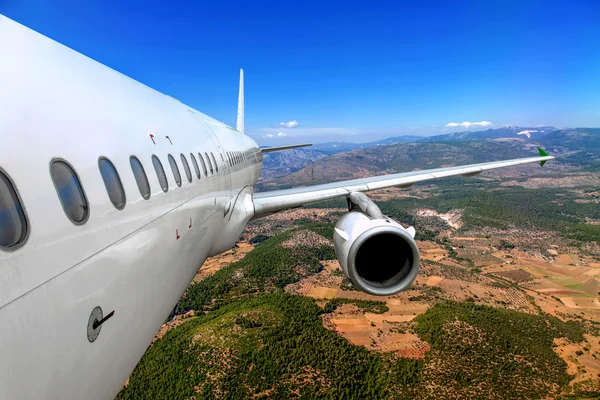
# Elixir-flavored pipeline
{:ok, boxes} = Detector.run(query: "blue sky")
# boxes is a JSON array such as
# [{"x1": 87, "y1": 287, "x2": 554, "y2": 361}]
[{"x1": 3, "y1": 0, "x2": 599, "y2": 145}]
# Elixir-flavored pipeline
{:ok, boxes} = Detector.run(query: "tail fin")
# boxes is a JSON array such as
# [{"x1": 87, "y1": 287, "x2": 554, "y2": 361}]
[{"x1": 236, "y1": 68, "x2": 244, "y2": 133}]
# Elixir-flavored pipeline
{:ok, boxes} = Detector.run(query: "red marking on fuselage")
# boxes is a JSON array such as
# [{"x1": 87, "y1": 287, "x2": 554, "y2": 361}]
[
  {"x1": 149, "y1": 134, "x2": 155, "y2": 144},
  {"x1": 189, "y1": 218, "x2": 192, "y2": 228},
  {"x1": 176, "y1": 229, "x2": 180, "y2": 240},
  {"x1": 166, "y1": 136, "x2": 173, "y2": 145}
]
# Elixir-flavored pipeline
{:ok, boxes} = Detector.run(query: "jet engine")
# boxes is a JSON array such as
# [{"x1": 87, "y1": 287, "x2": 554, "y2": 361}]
[{"x1": 333, "y1": 192, "x2": 420, "y2": 296}]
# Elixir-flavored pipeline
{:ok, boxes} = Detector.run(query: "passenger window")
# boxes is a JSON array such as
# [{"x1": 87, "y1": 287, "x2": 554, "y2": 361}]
[
  {"x1": 99, "y1": 158, "x2": 126, "y2": 210},
  {"x1": 0, "y1": 171, "x2": 28, "y2": 248},
  {"x1": 211, "y1": 152, "x2": 218, "y2": 173},
  {"x1": 152, "y1": 155, "x2": 168, "y2": 192},
  {"x1": 130, "y1": 156, "x2": 151, "y2": 200},
  {"x1": 180, "y1": 154, "x2": 192, "y2": 183},
  {"x1": 168, "y1": 154, "x2": 182, "y2": 187},
  {"x1": 190, "y1": 153, "x2": 201, "y2": 179},
  {"x1": 50, "y1": 160, "x2": 89, "y2": 224},
  {"x1": 198, "y1": 153, "x2": 208, "y2": 177},
  {"x1": 205, "y1": 152, "x2": 214, "y2": 174}
]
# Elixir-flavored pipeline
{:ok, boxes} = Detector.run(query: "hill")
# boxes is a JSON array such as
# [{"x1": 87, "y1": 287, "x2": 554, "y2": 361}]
[
  {"x1": 258, "y1": 140, "x2": 534, "y2": 190},
  {"x1": 261, "y1": 149, "x2": 328, "y2": 178},
  {"x1": 540, "y1": 128, "x2": 600, "y2": 150},
  {"x1": 539, "y1": 128, "x2": 600, "y2": 172}
]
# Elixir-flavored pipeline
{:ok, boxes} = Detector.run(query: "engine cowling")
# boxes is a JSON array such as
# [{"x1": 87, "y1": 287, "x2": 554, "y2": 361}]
[{"x1": 333, "y1": 210, "x2": 420, "y2": 296}]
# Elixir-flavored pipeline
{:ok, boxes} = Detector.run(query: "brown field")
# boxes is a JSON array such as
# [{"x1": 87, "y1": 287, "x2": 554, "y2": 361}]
[
  {"x1": 558, "y1": 254, "x2": 575, "y2": 265},
  {"x1": 192, "y1": 242, "x2": 254, "y2": 282},
  {"x1": 493, "y1": 269, "x2": 532, "y2": 282},
  {"x1": 554, "y1": 334, "x2": 600, "y2": 387},
  {"x1": 306, "y1": 286, "x2": 338, "y2": 299}
]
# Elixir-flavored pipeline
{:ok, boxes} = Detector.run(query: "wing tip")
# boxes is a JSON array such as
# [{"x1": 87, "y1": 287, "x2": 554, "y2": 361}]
[{"x1": 538, "y1": 147, "x2": 550, "y2": 166}]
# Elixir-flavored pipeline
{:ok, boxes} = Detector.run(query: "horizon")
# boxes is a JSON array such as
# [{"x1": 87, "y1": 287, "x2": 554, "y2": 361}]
[
  {"x1": 264, "y1": 124, "x2": 597, "y2": 146},
  {"x1": 2, "y1": 1, "x2": 599, "y2": 145}
]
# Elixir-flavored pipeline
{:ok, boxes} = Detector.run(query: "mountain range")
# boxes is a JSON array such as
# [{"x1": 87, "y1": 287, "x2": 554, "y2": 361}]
[{"x1": 258, "y1": 127, "x2": 600, "y2": 188}]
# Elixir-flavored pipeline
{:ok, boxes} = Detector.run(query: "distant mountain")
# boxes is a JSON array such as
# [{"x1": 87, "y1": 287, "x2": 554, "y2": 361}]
[
  {"x1": 259, "y1": 126, "x2": 600, "y2": 181},
  {"x1": 310, "y1": 135, "x2": 423, "y2": 154},
  {"x1": 539, "y1": 128, "x2": 600, "y2": 150},
  {"x1": 419, "y1": 126, "x2": 558, "y2": 142},
  {"x1": 261, "y1": 149, "x2": 328, "y2": 178}
]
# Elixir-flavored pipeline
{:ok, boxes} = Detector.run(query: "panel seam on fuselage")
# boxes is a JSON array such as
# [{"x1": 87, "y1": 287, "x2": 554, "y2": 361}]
[{"x1": 0, "y1": 191, "x2": 221, "y2": 311}]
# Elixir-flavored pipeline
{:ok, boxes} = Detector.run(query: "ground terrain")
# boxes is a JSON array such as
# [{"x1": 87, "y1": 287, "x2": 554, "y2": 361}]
[{"x1": 118, "y1": 133, "x2": 600, "y2": 399}]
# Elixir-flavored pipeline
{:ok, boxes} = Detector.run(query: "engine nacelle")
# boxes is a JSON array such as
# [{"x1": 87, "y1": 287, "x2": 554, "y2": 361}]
[{"x1": 333, "y1": 210, "x2": 420, "y2": 296}]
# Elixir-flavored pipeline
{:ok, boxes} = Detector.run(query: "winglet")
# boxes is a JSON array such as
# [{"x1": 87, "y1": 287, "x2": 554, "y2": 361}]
[
  {"x1": 538, "y1": 147, "x2": 549, "y2": 166},
  {"x1": 236, "y1": 68, "x2": 244, "y2": 133},
  {"x1": 261, "y1": 144, "x2": 312, "y2": 153}
]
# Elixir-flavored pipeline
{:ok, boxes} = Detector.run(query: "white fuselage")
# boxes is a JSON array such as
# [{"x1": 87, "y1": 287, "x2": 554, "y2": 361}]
[{"x1": 0, "y1": 15, "x2": 262, "y2": 399}]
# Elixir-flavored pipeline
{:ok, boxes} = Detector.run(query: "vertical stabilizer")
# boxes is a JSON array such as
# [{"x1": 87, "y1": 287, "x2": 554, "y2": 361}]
[{"x1": 236, "y1": 68, "x2": 244, "y2": 133}]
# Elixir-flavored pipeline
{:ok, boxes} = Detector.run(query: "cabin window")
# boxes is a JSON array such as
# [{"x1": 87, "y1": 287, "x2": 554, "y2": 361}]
[
  {"x1": 168, "y1": 154, "x2": 182, "y2": 187},
  {"x1": 180, "y1": 154, "x2": 192, "y2": 183},
  {"x1": 211, "y1": 152, "x2": 219, "y2": 173},
  {"x1": 130, "y1": 156, "x2": 150, "y2": 200},
  {"x1": 50, "y1": 160, "x2": 89, "y2": 225},
  {"x1": 190, "y1": 153, "x2": 201, "y2": 179},
  {"x1": 205, "y1": 152, "x2": 214, "y2": 174},
  {"x1": 99, "y1": 158, "x2": 126, "y2": 210},
  {"x1": 198, "y1": 153, "x2": 208, "y2": 177},
  {"x1": 0, "y1": 170, "x2": 28, "y2": 248},
  {"x1": 152, "y1": 155, "x2": 168, "y2": 192}
]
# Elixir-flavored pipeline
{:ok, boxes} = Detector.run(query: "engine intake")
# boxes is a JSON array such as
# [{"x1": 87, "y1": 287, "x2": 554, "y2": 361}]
[{"x1": 333, "y1": 194, "x2": 420, "y2": 296}]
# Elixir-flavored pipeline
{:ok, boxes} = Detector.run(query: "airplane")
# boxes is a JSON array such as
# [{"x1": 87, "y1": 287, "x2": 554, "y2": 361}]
[{"x1": 0, "y1": 15, "x2": 554, "y2": 399}]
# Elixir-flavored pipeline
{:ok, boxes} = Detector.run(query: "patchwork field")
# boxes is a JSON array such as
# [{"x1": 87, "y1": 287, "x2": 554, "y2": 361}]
[{"x1": 125, "y1": 198, "x2": 600, "y2": 399}]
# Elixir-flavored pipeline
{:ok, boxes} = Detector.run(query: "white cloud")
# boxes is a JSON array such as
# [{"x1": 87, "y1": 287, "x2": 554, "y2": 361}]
[
  {"x1": 259, "y1": 127, "x2": 356, "y2": 138},
  {"x1": 277, "y1": 120, "x2": 299, "y2": 128},
  {"x1": 262, "y1": 131, "x2": 295, "y2": 139},
  {"x1": 445, "y1": 121, "x2": 493, "y2": 128}
]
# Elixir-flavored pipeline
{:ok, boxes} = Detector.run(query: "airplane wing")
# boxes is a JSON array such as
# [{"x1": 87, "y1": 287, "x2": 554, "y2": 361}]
[
  {"x1": 261, "y1": 144, "x2": 312, "y2": 153},
  {"x1": 253, "y1": 150, "x2": 554, "y2": 219}
]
